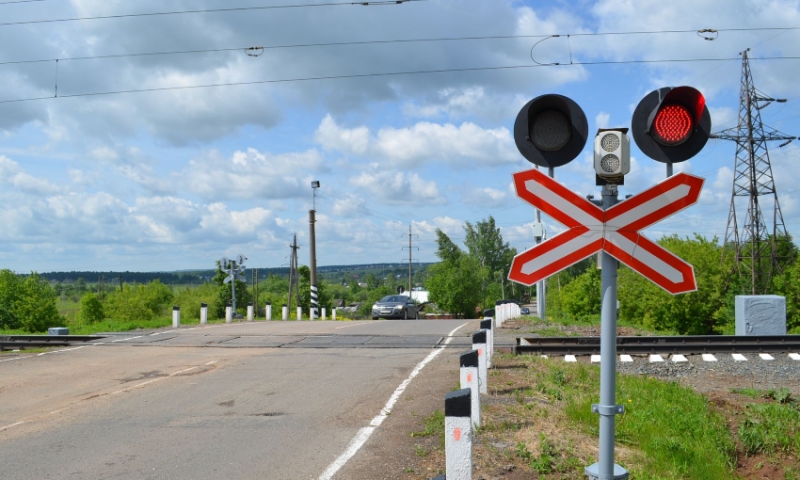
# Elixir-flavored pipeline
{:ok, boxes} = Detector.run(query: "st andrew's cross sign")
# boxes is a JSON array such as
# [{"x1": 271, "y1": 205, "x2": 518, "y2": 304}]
[{"x1": 507, "y1": 169, "x2": 704, "y2": 295}]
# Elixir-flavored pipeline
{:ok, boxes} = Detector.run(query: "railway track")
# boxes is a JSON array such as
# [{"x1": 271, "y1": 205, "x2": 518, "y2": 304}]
[
  {"x1": 0, "y1": 335, "x2": 105, "y2": 351},
  {"x1": 514, "y1": 335, "x2": 800, "y2": 355}
]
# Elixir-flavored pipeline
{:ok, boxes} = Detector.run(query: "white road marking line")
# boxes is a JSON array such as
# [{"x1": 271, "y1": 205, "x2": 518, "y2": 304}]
[
  {"x1": 37, "y1": 346, "x2": 86, "y2": 356},
  {"x1": 672, "y1": 354, "x2": 688, "y2": 363},
  {"x1": 702, "y1": 354, "x2": 717, "y2": 362},
  {"x1": 318, "y1": 322, "x2": 469, "y2": 480},
  {"x1": 649, "y1": 354, "x2": 664, "y2": 363},
  {"x1": 619, "y1": 355, "x2": 633, "y2": 363},
  {"x1": 0, "y1": 356, "x2": 26, "y2": 363},
  {"x1": 111, "y1": 335, "x2": 143, "y2": 343},
  {"x1": 732, "y1": 353, "x2": 747, "y2": 362},
  {"x1": 759, "y1": 353, "x2": 774, "y2": 361},
  {"x1": 0, "y1": 421, "x2": 26, "y2": 432}
]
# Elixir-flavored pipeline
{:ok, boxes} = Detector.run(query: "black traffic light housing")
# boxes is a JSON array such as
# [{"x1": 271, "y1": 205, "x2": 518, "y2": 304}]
[
  {"x1": 631, "y1": 86, "x2": 711, "y2": 163},
  {"x1": 514, "y1": 94, "x2": 588, "y2": 168}
]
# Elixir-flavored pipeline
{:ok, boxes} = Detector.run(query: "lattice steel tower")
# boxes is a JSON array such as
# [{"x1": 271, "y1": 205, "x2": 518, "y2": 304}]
[{"x1": 712, "y1": 48, "x2": 796, "y2": 294}]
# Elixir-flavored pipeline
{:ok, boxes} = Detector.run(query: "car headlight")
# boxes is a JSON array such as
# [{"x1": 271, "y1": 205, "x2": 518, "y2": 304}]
[{"x1": 372, "y1": 305, "x2": 378, "y2": 310}]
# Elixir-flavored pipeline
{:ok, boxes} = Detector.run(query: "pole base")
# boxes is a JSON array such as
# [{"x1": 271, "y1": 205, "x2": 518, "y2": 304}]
[{"x1": 585, "y1": 463, "x2": 629, "y2": 480}]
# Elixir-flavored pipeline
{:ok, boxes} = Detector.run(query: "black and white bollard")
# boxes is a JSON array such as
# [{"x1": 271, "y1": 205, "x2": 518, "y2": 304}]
[
  {"x1": 226, "y1": 302, "x2": 233, "y2": 323},
  {"x1": 444, "y1": 388, "x2": 473, "y2": 480},
  {"x1": 321, "y1": 307, "x2": 326, "y2": 321},
  {"x1": 459, "y1": 350, "x2": 481, "y2": 428},
  {"x1": 480, "y1": 318, "x2": 494, "y2": 368},
  {"x1": 172, "y1": 306, "x2": 180, "y2": 328},
  {"x1": 200, "y1": 302, "x2": 208, "y2": 325},
  {"x1": 472, "y1": 331, "x2": 488, "y2": 394},
  {"x1": 296, "y1": 306, "x2": 302, "y2": 321},
  {"x1": 266, "y1": 301, "x2": 272, "y2": 321},
  {"x1": 282, "y1": 303, "x2": 288, "y2": 321},
  {"x1": 247, "y1": 302, "x2": 254, "y2": 322}
]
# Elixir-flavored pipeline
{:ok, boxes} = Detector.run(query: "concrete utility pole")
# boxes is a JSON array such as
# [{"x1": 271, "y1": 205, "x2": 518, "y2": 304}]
[
  {"x1": 402, "y1": 225, "x2": 418, "y2": 296},
  {"x1": 310, "y1": 181, "x2": 320, "y2": 319},
  {"x1": 288, "y1": 235, "x2": 300, "y2": 313}
]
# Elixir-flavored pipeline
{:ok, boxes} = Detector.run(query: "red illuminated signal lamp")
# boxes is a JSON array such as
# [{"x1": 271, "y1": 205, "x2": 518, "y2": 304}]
[{"x1": 632, "y1": 86, "x2": 711, "y2": 163}]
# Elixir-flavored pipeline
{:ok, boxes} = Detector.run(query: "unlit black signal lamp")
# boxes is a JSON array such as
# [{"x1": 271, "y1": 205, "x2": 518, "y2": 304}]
[
  {"x1": 514, "y1": 94, "x2": 588, "y2": 169},
  {"x1": 631, "y1": 86, "x2": 711, "y2": 164}
]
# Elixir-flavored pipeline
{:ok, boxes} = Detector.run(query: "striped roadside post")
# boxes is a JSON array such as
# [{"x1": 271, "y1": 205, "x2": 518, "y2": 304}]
[
  {"x1": 480, "y1": 318, "x2": 494, "y2": 368},
  {"x1": 296, "y1": 306, "x2": 302, "y2": 321},
  {"x1": 321, "y1": 307, "x2": 326, "y2": 321},
  {"x1": 200, "y1": 303, "x2": 208, "y2": 325},
  {"x1": 444, "y1": 388, "x2": 473, "y2": 480},
  {"x1": 266, "y1": 301, "x2": 272, "y2": 321},
  {"x1": 459, "y1": 350, "x2": 481, "y2": 428},
  {"x1": 332, "y1": 308, "x2": 337, "y2": 321},
  {"x1": 247, "y1": 302, "x2": 254, "y2": 322},
  {"x1": 225, "y1": 302, "x2": 233, "y2": 323},
  {"x1": 172, "y1": 306, "x2": 180, "y2": 328},
  {"x1": 472, "y1": 331, "x2": 488, "y2": 394},
  {"x1": 282, "y1": 303, "x2": 288, "y2": 321},
  {"x1": 310, "y1": 285, "x2": 318, "y2": 320}
]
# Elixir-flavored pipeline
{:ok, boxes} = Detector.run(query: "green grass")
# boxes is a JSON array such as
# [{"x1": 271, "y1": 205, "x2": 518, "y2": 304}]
[
  {"x1": 518, "y1": 360, "x2": 739, "y2": 479},
  {"x1": 739, "y1": 402, "x2": 800, "y2": 456}
]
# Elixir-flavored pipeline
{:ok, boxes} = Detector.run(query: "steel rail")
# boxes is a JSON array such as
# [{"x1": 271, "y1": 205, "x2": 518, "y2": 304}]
[
  {"x1": 0, "y1": 335, "x2": 105, "y2": 351},
  {"x1": 514, "y1": 335, "x2": 800, "y2": 355}
]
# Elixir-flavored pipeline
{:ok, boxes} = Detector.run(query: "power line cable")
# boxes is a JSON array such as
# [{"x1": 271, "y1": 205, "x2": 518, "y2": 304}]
[
  {"x1": 0, "y1": 0, "x2": 428, "y2": 27},
  {"x1": 4, "y1": 55, "x2": 800, "y2": 105}
]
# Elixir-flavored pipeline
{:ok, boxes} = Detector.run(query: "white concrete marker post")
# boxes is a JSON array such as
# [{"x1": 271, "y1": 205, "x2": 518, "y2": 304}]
[
  {"x1": 281, "y1": 304, "x2": 288, "y2": 321},
  {"x1": 225, "y1": 303, "x2": 233, "y2": 323},
  {"x1": 172, "y1": 306, "x2": 180, "y2": 328},
  {"x1": 296, "y1": 306, "x2": 302, "y2": 321},
  {"x1": 322, "y1": 307, "x2": 327, "y2": 321},
  {"x1": 472, "y1": 331, "x2": 488, "y2": 394},
  {"x1": 247, "y1": 302, "x2": 254, "y2": 322},
  {"x1": 480, "y1": 318, "x2": 493, "y2": 368},
  {"x1": 332, "y1": 308, "x2": 337, "y2": 321},
  {"x1": 266, "y1": 302, "x2": 272, "y2": 321},
  {"x1": 459, "y1": 350, "x2": 481, "y2": 428},
  {"x1": 200, "y1": 302, "x2": 208, "y2": 325},
  {"x1": 444, "y1": 388, "x2": 473, "y2": 480}
]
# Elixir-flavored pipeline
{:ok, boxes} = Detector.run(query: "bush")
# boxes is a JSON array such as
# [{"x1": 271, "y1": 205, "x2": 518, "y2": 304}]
[
  {"x1": 0, "y1": 271, "x2": 65, "y2": 332},
  {"x1": 173, "y1": 283, "x2": 221, "y2": 319},
  {"x1": 76, "y1": 293, "x2": 105, "y2": 324}
]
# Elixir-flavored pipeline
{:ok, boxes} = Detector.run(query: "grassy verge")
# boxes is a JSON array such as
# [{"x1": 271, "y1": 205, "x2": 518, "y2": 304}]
[{"x1": 467, "y1": 355, "x2": 739, "y2": 479}]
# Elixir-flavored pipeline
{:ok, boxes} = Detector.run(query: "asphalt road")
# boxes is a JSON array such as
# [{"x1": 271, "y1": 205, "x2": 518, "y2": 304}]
[{"x1": 0, "y1": 319, "x2": 480, "y2": 480}]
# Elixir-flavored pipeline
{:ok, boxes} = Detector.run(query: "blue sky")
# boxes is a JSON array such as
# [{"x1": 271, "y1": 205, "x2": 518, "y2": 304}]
[{"x1": 1, "y1": 0, "x2": 799, "y2": 273}]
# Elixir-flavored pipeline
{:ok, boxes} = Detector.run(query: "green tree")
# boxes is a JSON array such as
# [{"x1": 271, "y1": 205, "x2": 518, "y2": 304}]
[
  {"x1": 618, "y1": 234, "x2": 734, "y2": 334},
  {"x1": 0, "y1": 271, "x2": 65, "y2": 331},
  {"x1": 771, "y1": 253, "x2": 800, "y2": 333},
  {"x1": 104, "y1": 284, "x2": 155, "y2": 322},
  {"x1": 559, "y1": 268, "x2": 602, "y2": 320},
  {"x1": 463, "y1": 216, "x2": 516, "y2": 275},
  {"x1": 76, "y1": 293, "x2": 105, "y2": 324},
  {"x1": 298, "y1": 265, "x2": 332, "y2": 312},
  {"x1": 140, "y1": 280, "x2": 174, "y2": 316},
  {"x1": 427, "y1": 254, "x2": 483, "y2": 318},
  {"x1": 173, "y1": 283, "x2": 221, "y2": 320}
]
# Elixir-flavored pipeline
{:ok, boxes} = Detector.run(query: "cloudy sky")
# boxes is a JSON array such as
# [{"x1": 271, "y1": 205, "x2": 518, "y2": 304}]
[{"x1": 1, "y1": 0, "x2": 799, "y2": 273}]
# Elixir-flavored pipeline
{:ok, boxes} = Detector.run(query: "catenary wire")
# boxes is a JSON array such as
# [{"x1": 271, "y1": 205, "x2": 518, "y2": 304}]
[
  {"x1": 0, "y1": 0, "x2": 428, "y2": 27},
  {"x1": 4, "y1": 55, "x2": 800, "y2": 105}
]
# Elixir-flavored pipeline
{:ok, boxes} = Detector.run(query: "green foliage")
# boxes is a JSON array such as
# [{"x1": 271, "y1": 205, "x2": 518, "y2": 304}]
[
  {"x1": 104, "y1": 281, "x2": 174, "y2": 322},
  {"x1": 173, "y1": 283, "x2": 221, "y2": 319},
  {"x1": 427, "y1": 251, "x2": 483, "y2": 318},
  {"x1": 772, "y1": 256, "x2": 800, "y2": 331},
  {"x1": 0, "y1": 271, "x2": 64, "y2": 332},
  {"x1": 298, "y1": 265, "x2": 332, "y2": 312},
  {"x1": 76, "y1": 293, "x2": 105, "y2": 324},
  {"x1": 358, "y1": 286, "x2": 393, "y2": 317},
  {"x1": 618, "y1": 234, "x2": 734, "y2": 334},
  {"x1": 739, "y1": 402, "x2": 800, "y2": 455},
  {"x1": 463, "y1": 216, "x2": 516, "y2": 276},
  {"x1": 558, "y1": 267, "x2": 601, "y2": 320}
]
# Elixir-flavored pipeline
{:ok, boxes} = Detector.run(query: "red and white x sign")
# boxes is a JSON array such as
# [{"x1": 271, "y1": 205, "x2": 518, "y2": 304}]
[{"x1": 507, "y1": 169, "x2": 704, "y2": 295}]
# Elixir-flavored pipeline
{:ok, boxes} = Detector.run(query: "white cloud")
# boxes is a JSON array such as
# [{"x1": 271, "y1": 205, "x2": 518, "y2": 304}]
[
  {"x1": 315, "y1": 115, "x2": 517, "y2": 168},
  {"x1": 349, "y1": 170, "x2": 446, "y2": 207}
]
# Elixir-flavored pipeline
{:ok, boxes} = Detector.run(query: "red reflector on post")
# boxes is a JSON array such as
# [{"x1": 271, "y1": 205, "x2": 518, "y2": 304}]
[{"x1": 652, "y1": 105, "x2": 693, "y2": 146}]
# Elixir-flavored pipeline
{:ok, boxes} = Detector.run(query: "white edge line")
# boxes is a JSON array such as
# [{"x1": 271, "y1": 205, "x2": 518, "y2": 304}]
[
  {"x1": 111, "y1": 335, "x2": 143, "y2": 343},
  {"x1": 37, "y1": 346, "x2": 86, "y2": 356},
  {"x1": 317, "y1": 321, "x2": 469, "y2": 480},
  {"x1": 0, "y1": 421, "x2": 26, "y2": 432}
]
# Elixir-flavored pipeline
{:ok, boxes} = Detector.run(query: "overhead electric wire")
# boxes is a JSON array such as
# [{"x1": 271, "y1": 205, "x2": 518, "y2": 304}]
[
  {"x1": 0, "y1": 0, "x2": 427, "y2": 27},
  {"x1": 4, "y1": 55, "x2": 800, "y2": 105}
]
